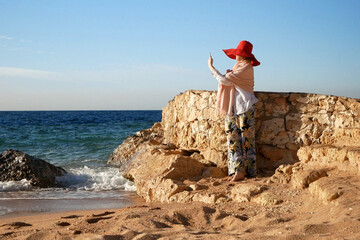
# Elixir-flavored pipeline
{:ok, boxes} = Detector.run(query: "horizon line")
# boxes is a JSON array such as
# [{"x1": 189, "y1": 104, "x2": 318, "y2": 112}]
[{"x1": 0, "y1": 109, "x2": 162, "y2": 112}]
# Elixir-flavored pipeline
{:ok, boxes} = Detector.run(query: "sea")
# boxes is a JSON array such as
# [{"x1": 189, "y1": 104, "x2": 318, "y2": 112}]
[{"x1": 0, "y1": 110, "x2": 162, "y2": 218}]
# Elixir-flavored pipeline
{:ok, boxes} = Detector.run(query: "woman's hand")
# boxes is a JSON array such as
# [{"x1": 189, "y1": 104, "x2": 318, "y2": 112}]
[{"x1": 208, "y1": 53, "x2": 215, "y2": 71}]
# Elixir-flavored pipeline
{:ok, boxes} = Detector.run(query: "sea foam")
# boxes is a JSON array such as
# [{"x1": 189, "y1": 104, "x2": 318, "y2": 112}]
[
  {"x1": 0, "y1": 166, "x2": 136, "y2": 193},
  {"x1": 56, "y1": 166, "x2": 136, "y2": 191},
  {"x1": 0, "y1": 179, "x2": 32, "y2": 191}
]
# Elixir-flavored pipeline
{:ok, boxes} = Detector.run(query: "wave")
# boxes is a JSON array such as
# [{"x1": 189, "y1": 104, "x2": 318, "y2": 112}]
[
  {"x1": 56, "y1": 166, "x2": 136, "y2": 191},
  {"x1": 0, "y1": 166, "x2": 136, "y2": 193},
  {"x1": 0, "y1": 179, "x2": 32, "y2": 191}
]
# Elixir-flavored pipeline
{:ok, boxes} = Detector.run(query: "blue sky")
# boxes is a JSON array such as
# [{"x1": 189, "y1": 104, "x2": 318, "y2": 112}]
[{"x1": 1, "y1": 0, "x2": 359, "y2": 110}]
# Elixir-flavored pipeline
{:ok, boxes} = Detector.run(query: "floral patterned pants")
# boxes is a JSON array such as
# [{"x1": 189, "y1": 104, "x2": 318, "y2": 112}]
[{"x1": 225, "y1": 107, "x2": 257, "y2": 177}]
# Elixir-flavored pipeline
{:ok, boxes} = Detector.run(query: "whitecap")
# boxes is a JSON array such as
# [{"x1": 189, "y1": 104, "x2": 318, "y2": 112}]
[
  {"x1": 56, "y1": 166, "x2": 136, "y2": 191},
  {"x1": 0, "y1": 179, "x2": 32, "y2": 192}
]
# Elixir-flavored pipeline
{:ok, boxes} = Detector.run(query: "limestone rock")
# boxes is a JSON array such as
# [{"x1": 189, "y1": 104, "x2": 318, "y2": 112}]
[
  {"x1": 136, "y1": 177, "x2": 189, "y2": 203},
  {"x1": 265, "y1": 96, "x2": 290, "y2": 117},
  {"x1": 292, "y1": 169, "x2": 328, "y2": 189},
  {"x1": 189, "y1": 183, "x2": 208, "y2": 191},
  {"x1": 230, "y1": 183, "x2": 266, "y2": 203},
  {"x1": 252, "y1": 192, "x2": 283, "y2": 206},
  {"x1": 259, "y1": 145, "x2": 298, "y2": 167},
  {"x1": 320, "y1": 128, "x2": 360, "y2": 147},
  {"x1": 122, "y1": 145, "x2": 205, "y2": 182},
  {"x1": 108, "y1": 122, "x2": 163, "y2": 167},
  {"x1": 201, "y1": 167, "x2": 227, "y2": 179},
  {"x1": 297, "y1": 145, "x2": 360, "y2": 174},
  {"x1": 191, "y1": 192, "x2": 224, "y2": 204},
  {"x1": 200, "y1": 149, "x2": 227, "y2": 168},
  {"x1": 309, "y1": 177, "x2": 345, "y2": 204},
  {"x1": 285, "y1": 113, "x2": 302, "y2": 131},
  {"x1": 121, "y1": 145, "x2": 208, "y2": 202},
  {"x1": 0, "y1": 149, "x2": 67, "y2": 187},
  {"x1": 269, "y1": 164, "x2": 294, "y2": 184},
  {"x1": 257, "y1": 118, "x2": 285, "y2": 146},
  {"x1": 168, "y1": 190, "x2": 193, "y2": 203},
  {"x1": 111, "y1": 90, "x2": 360, "y2": 173},
  {"x1": 109, "y1": 90, "x2": 360, "y2": 204}
]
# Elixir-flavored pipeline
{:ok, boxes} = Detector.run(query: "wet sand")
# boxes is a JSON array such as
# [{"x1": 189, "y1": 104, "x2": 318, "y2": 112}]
[{"x1": 0, "y1": 191, "x2": 144, "y2": 219}]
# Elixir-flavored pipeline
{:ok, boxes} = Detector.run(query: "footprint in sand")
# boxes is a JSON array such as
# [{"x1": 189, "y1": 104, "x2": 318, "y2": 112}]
[
  {"x1": 202, "y1": 206, "x2": 216, "y2": 214},
  {"x1": 267, "y1": 217, "x2": 292, "y2": 225},
  {"x1": 165, "y1": 212, "x2": 190, "y2": 226},
  {"x1": 86, "y1": 216, "x2": 113, "y2": 224},
  {"x1": 149, "y1": 207, "x2": 161, "y2": 211},
  {"x1": 73, "y1": 230, "x2": 82, "y2": 235},
  {"x1": 202, "y1": 206, "x2": 217, "y2": 224},
  {"x1": 234, "y1": 214, "x2": 249, "y2": 221},
  {"x1": 1, "y1": 231, "x2": 14, "y2": 236},
  {"x1": 84, "y1": 211, "x2": 115, "y2": 224},
  {"x1": 150, "y1": 220, "x2": 172, "y2": 229},
  {"x1": 91, "y1": 211, "x2": 115, "y2": 217},
  {"x1": 213, "y1": 210, "x2": 231, "y2": 220},
  {"x1": 61, "y1": 214, "x2": 83, "y2": 219},
  {"x1": 125, "y1": 214, "x2": 141, "y2": 220},
  {"x1": 56, "y1": 221, "x2": 71, "y2": 227},
  {"x1": 2, "y1": 222, "x2": 32, "y2": 229}
]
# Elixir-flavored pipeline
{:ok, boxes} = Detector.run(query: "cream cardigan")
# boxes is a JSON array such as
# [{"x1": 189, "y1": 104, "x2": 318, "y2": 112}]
[{"x1": 211, "y1": 61, "x2": 258, "y2": 115}]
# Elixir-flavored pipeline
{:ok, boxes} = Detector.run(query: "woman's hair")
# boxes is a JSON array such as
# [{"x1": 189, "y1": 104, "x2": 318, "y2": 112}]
[
  {"x1": 244, "y1": 57, "x2": 252, "y2": 62},
  {"x1": 236, "y1": 55, "x2": 252, "y2": 63}
]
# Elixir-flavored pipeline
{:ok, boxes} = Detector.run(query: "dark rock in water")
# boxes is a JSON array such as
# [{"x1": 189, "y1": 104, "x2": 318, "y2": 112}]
[{"x1": 0, "y1": 149, "x2": 67, "y2": 187}]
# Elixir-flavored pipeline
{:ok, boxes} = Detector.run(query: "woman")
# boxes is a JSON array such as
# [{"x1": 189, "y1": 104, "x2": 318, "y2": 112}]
[{"x1": 208, "y1": 40, "x2": 260, "y2": 182}]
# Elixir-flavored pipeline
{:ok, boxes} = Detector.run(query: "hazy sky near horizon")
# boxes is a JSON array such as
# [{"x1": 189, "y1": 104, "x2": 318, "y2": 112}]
[{"x1": 1, "y1": 0, "x2": 360, "y2": 110}]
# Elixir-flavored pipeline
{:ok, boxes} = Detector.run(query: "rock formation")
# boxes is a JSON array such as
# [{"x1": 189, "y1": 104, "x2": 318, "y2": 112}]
[
  {"x1": 161, "y1": 90, "x2": 360, "y2": 172},
  {"x1": 0, "y1": 149, "x2": 67, "y2": 188},
  {"x1": 109, "y1": 90, "x2": 360, "y2": 206},
  {"x1": 109, "y1": 90, "x2": 360, "y2": 171}
]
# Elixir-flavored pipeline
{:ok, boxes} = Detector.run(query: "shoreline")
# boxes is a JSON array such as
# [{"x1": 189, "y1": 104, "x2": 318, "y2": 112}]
[
  {"x1": 0, "y1": 207, "x2": 124, "y2": 221},
  {"x1": 0, "y1": 190, "x2": 144, "y2": 219}
]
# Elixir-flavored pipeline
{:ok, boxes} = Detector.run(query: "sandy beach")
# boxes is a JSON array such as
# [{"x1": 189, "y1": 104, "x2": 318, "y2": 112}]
[
  {"x1": 0, "y1": 190, "x2": 143, "y2": 219},
  {"x1": 1, "y1": 173, "x2": 360, "y2": 240}
]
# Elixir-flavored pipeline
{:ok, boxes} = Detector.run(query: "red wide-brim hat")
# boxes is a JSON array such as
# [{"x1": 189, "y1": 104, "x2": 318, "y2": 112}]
[{"x1": 223, "y1": 40, "x2": 260, "y2": 66}]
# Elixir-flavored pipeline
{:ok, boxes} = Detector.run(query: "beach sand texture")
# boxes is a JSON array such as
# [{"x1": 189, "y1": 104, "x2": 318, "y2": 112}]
[{"x1": 1, "y1": 168, "x2": 360, "y2": 240}]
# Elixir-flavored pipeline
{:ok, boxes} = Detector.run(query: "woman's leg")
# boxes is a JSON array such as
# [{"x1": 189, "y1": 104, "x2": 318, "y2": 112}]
[
  {"x1": 225, "y1": 115, "x2": 246, "y2": 181},
  {"x1": 239, "y1": 107, "x2": 257, "y2": 178},
  {"x1": 225, "y1": 115, "x2": 235, "y2": 176}
]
